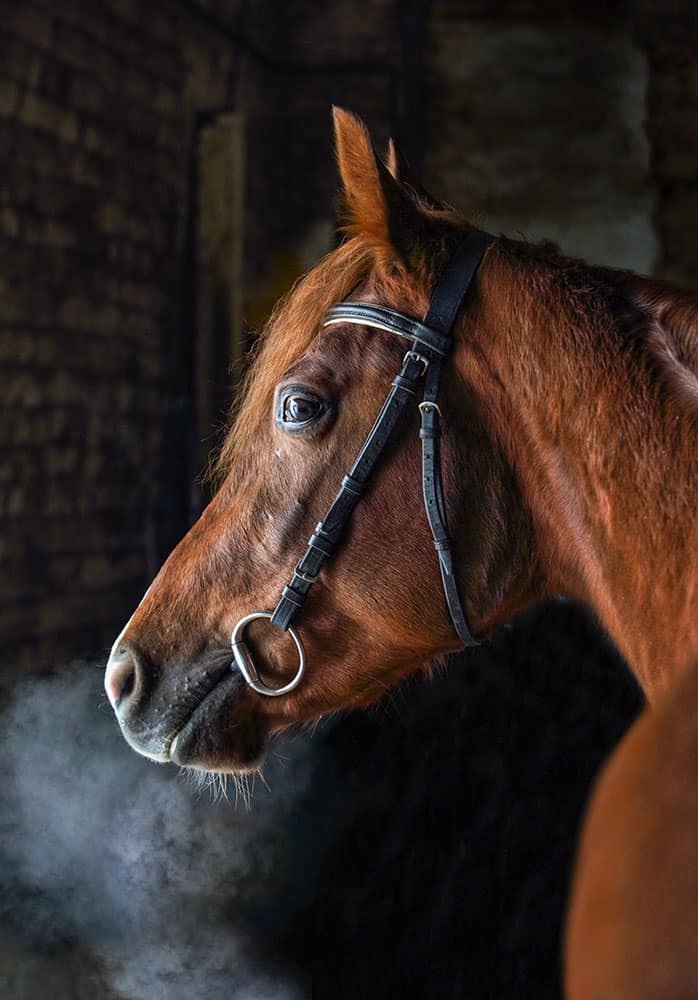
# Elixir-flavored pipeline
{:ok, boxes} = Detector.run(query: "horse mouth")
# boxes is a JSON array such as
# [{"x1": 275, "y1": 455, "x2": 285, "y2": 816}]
[{"x1": 168, "y1": 667, "x2": 268, "y2": 772}]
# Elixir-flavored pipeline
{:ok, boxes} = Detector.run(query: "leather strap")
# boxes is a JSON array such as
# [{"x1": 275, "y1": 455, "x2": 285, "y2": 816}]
[
  {"x1": 271, "y1": 229, "x2": 494, "y2": 648},
  {"x1": 324, "y1": 303, "x2": 451, "y2": 356},
  {"x1": 423, "y1": 229, "x2": 494, "y2": 335},
  {"x1": 419, "y1": 361, "x2": 476, "y2": 645},
  {"x1": 416, "y1": 228, "x2": 494, "y2": 646}
]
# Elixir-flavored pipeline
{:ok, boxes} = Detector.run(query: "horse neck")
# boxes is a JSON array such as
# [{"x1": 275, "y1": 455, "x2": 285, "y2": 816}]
[{"x1": 462, "y1": 244, "x2": 698, "y2": 700}]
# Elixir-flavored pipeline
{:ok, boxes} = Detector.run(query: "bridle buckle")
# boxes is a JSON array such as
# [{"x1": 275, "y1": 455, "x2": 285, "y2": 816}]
[
  {"x1": 403, "y1": 350, "x2": 430, "y2": 375},
  {"x1": 294, "y1": 563, "x2": 317, "y2": 584},
  {"x1": 418, "y1": 400, "x2": 442, "y2": 419}
]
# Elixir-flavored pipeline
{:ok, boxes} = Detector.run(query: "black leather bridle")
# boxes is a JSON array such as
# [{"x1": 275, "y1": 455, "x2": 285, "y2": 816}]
[{"x1": 231, "y1": 229, "x2": 495, "y2": 696}]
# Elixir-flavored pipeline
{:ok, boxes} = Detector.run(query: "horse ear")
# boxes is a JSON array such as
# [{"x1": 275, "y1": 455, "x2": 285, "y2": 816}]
[
  {"x1": 332, "y1": 106, "x2": 431, "y2": 267},
  {"x1": 386, "y1": 137, "x2": 444, "y2": 211}
]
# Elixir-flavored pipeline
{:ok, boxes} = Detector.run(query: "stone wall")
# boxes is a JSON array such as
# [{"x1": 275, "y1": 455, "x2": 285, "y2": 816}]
[
  {"x1": 0, "y1": 0, "x2": 404, "y2": 670},
  {"x1": 0, "y1": 1, "x2": 236, "y2": 667}
]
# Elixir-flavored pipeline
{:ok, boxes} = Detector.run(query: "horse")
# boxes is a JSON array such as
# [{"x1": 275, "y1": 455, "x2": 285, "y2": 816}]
[{"x1": 104, "y1": 109, "x2": 698, "y2": 996}]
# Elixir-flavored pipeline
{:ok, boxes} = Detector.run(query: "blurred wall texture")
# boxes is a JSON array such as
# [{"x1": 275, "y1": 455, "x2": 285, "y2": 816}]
[{"x1": 1, "y1": 0, "x2": 696, "y2": 669}]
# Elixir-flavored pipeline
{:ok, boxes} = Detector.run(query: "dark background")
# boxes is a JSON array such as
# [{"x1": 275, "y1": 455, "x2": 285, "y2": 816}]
[{"x1": 0, "y1": 0, "x2": 691, "y2": 996}]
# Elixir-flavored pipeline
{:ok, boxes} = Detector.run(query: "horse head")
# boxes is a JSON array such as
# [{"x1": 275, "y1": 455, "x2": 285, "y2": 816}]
[{"x1": 104, "y1": 109, "x2": 541, "y2": 772}]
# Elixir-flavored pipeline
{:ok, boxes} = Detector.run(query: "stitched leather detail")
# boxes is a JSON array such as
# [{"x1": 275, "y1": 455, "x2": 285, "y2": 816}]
[{"x1": 324, "y1": 303, "x2": 451, "y2": 356}]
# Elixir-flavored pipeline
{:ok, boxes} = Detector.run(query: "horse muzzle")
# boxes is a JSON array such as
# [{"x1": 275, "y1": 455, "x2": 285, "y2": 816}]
[{"x1": 104, "y1": 640, "x2": 262, "y2": 770}]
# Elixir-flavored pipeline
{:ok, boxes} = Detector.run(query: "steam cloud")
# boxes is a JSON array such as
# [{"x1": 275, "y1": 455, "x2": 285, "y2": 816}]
[{"x1": 0, "y1": 662, "x2": 313, "y2": 999}]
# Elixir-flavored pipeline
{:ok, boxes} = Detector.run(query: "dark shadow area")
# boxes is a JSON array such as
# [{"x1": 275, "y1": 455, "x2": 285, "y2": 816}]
[{"x1": 256, "y1": 600, "x2": 643, "y2": 999}]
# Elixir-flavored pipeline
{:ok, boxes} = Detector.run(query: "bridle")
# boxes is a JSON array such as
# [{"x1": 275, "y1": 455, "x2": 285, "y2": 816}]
[{"x1": 231, "y1": 229, "x2": 495, "y2": 696}]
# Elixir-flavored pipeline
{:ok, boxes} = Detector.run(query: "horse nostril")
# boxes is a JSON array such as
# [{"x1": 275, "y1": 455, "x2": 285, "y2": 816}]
[{"x1": 105, "y1": 644, "x2": 141, "y2": 714}]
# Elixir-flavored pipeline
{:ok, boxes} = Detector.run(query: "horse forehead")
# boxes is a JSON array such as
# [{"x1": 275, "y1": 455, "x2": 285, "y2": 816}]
[{"x1": 286, "y1": 322, "x2": 398, "y2": 383}]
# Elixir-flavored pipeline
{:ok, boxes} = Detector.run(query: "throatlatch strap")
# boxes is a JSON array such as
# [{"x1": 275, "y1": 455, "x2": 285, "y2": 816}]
[
  {"x1": 272, "y1": 228, "x2": 494, "y2": 648},
  {"x1": 419, "y1": 358, "x2": 478, "y2": 646},
  {"x1": 416, "y1": 229, "x2": 494, "y2": 647}
]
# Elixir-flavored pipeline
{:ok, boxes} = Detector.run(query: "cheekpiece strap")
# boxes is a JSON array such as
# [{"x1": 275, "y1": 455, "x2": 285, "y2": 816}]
[{"x1": 424, "y1": 229, "x2": 495, "y2": 334}]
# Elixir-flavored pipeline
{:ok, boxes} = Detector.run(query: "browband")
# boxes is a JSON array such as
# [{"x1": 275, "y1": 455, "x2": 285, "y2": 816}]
[{"x1": 323, "y1": 303, "x2": 451, "y2": 356}]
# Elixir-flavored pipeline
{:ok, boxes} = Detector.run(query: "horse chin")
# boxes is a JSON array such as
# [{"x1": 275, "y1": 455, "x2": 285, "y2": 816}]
[
  {"x1": 168, "y1": 671, "x2": 269, "y2": 773},
  {"x1": 170, "y1": 725, "x2": 268, "y2": 774}
]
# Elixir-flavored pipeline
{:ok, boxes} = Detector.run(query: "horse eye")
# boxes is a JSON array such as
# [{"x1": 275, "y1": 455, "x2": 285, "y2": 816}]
[{"x1": 279, "y1": 392, "x2": 323, "y2": 428}]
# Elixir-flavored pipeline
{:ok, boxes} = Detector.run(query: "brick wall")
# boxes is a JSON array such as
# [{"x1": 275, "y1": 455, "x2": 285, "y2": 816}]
[
  {"x1": 0, "y1": 0, "x2": 403, "y2": 671},
  {"x1": 0, "y1": 1, "x2": 237, "y2": 667}
]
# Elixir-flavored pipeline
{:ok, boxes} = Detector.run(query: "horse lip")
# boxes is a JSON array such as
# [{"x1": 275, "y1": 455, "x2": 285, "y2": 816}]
[
  {"x1": 117, "y1": 717, "x2": 171, "y2": 764},
  {"x1": 168, "y1": 662, "x2": 240, "y2": 763}
]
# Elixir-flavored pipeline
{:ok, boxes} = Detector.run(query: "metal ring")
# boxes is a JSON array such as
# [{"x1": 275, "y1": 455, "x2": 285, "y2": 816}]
[{"x1": 230, "y1": 612, "x2": 305, "y2": 697}]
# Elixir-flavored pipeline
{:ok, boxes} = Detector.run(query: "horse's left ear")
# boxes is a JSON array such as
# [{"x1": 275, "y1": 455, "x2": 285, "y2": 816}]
[{"x1": 332, "y1": 107, "x2": 433, "y2": 268}]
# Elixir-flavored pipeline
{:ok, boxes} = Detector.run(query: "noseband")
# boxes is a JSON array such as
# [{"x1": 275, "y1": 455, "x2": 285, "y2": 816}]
[{"x1": 231, "y1": 229, "x2": 495, "y2": 696}]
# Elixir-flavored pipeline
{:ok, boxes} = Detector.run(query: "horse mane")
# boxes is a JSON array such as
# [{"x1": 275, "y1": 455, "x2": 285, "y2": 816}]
[{"x1": 213, "y1": 237, "x2": 379, "y2": 485}]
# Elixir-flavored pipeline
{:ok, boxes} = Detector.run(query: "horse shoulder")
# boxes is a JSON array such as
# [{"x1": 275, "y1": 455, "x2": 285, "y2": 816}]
[{"x1": 565, "y1": 658, "x2": 698, "y2": 1000}]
